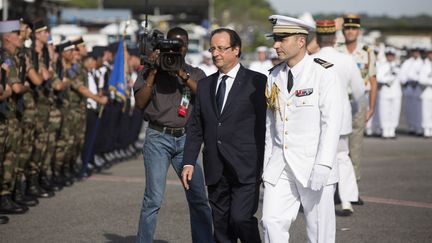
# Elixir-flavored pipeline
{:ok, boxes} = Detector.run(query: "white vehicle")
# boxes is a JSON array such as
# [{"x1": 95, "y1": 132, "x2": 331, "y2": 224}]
[{"x1": 186, "y1": 33, "x2": 205, "y2": 67}]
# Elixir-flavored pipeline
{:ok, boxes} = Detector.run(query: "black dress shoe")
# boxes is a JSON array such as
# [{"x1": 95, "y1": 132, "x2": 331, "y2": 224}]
[
  {"x1": 0, "y1": 215, "x2": 9, "y2": 224},
  {"x1": 352, "y1": 197, "x2": 364, "y2": 205},
  {"x1": 0, "y1": 195, "x2": 28, "y2": 214}
]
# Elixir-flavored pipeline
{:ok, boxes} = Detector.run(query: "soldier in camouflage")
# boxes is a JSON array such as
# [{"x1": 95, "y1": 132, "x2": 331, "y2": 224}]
[{"x1": 0, "y1": 20, "x2": 34, "y2": 215}]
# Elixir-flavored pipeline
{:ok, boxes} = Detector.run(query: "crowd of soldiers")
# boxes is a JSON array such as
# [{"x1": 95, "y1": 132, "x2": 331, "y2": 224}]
[{"x1": 0, "y1": 19, "x2": 143, "y2": 224}]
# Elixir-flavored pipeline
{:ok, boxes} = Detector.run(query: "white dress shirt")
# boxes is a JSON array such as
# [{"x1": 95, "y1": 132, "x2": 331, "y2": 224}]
[{"x1": 215, "y1": 63, "x2": 241, "y2": 112}]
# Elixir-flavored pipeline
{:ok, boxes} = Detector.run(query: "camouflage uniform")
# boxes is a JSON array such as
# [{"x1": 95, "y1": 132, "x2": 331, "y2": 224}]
[
  {"x1": 41, "y1": 69, "x2": 62, "y2": 175},
  {"x1": 63, "y1": 63, "x2": 86, "y2": 173},
  {"x1": 0, "y1": 50, "x2": 23, "y2": 196},
  {"x1": 15, "y1": 48, "x2": 37, "y2": 179},
  {"x1": 30, "y1": 49, "x2": 54, "y2": 176},
  {"x1": 53, "y1": 78, "x2": 71, "y2": 177}
]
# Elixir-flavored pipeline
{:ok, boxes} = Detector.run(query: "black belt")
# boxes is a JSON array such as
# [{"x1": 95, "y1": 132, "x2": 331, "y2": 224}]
[{"x1": 148, "y1": 123, "x2": 186, "y2": 138}]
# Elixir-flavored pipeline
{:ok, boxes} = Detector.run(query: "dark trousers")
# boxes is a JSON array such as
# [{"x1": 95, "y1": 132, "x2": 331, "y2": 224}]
[
  {"x1": 81, "y1": 109, "x2": 98, "y2": 169},
  {"x1": 207, "y1": 158, "x2": 261, "y2": 243}
]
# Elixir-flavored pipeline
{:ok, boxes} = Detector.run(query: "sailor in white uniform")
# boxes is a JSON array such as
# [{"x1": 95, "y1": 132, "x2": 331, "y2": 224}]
[
  {"x1": 377, "y1": 47, "x2": 402, "y2": 138},
  {"x1": 249, "y1": 46, "x2": 274, "y2": 77},
  {"x1": 261, "y1": 15, "x2": 343, "y2": 243},
  {"x1": 419, "y1": 48, "x2": 432, "y2": 137},
  {"x1": 399, "y1": 46, "x2": 424, "y2": 135},
  {"x1": 311, "y1": 19, "x2": 364, "y2": 215}
]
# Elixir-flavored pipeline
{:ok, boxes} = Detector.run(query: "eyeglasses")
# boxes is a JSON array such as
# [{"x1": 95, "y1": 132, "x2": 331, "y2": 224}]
[{"x1": 208, "y1": 46, "x2": 233, "y2": 53}]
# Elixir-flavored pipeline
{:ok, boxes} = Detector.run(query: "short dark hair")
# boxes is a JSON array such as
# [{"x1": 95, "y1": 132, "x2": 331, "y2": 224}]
[
  {"x1": 167, "y1": 27, "x2": 188, "y2": 40},
  {"x1": 210, "y1": 28, "x2": 242, "y2": 58},
  {"x1": 316, "y1": 34, "x2": 336, "y2": 48}
]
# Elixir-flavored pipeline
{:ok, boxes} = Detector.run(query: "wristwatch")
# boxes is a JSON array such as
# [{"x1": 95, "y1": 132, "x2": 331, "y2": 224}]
[{"x1": 180, "y1": 72, "x2": 190, "y2": 82}]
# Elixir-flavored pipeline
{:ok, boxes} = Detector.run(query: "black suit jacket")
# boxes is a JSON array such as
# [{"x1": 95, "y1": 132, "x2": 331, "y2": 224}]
[{"x1": 183, "y1": 65, "x2": 267, "y2": 185}]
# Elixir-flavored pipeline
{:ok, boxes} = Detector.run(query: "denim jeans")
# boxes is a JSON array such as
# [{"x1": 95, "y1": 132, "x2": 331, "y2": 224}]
[{"x1": 136, "y1": 128, "x2": 214, "y2": 243}]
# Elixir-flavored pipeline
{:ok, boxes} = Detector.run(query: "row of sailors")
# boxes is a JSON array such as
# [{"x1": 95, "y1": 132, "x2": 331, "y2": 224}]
[{"x1": 368, "y1": 46, "x2": 432, "y2": 138}]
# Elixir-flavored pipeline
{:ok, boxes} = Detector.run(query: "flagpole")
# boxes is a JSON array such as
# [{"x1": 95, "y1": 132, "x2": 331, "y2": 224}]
[{"x1": 121, "y1": 20, "x2": 130, "y2": 112}]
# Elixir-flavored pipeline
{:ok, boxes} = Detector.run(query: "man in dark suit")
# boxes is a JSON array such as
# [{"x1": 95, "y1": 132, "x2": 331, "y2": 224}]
[{"x1": 181, "y1": 28, "x2": 267, "y2": 243}]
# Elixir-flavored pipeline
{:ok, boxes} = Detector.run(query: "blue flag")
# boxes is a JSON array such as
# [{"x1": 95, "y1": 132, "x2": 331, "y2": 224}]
[{"x1": 108, "y1": 40, "x2": 126, "y2": 100}]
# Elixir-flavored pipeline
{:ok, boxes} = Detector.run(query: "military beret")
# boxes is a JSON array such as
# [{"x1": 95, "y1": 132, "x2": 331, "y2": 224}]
[
  {"x1": 128, "y1": 47, "x2": 140, "y2": 57},
  {"x1": 92, "y1": 46, "x2": 106, "y2": 58},
  {"x1": 107, "y1": 42, "x2": 119, "y2": 54},
  {"x1": 0, "y1": 20, "x2": 20, "y2": 33},
  {"x1": 33, "y1": 18, "x2": 48, "y2": 33},
  {"x1": 56, "y1": 40, "x2": 75, "y2": 53}
]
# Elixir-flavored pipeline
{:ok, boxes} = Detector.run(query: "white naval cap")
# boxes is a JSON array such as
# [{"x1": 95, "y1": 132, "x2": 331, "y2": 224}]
[
  {"x1": 0, "y1": 20, "x2": 20, "y2": 34},
  {"x1": 202, "y1": 50, "x2": 212, "y2": 59},
  {"x1": 268, "y1": 48, "x2": 278, "y2": 59},
  {"x1": 256, "y1": 46, "x2": 268, "y2": 52},
  {"x1": 384, "y1": 46, "x2": 397, "y2": 55},
  {"x1": 267, "y1": 15, "x2": 315, "y2": 37}
]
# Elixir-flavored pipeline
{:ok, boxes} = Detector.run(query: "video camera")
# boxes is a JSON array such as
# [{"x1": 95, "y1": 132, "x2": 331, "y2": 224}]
[{"x1": 139, "y1": 29, "x2": 184, "y2": 72}]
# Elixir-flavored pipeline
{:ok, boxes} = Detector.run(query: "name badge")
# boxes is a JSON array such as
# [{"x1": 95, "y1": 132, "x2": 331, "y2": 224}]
[{"x1": 295, "y1": 88, "x2": 313, "y2": 97}]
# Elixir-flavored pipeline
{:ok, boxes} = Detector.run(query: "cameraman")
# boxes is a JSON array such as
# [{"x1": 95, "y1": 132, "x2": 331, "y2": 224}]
[{"x1": 133, "y1": 27, "x2": 213, "y2": 243}]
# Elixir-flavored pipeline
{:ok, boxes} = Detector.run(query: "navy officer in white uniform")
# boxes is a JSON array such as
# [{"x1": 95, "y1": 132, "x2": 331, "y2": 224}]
[{"x1": 261, "y1": 15, "x2": 343, "y2": 243}]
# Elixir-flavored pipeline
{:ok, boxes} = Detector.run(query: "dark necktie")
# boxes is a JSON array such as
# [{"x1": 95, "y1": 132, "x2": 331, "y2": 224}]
[
  {"x1": 216, "y1": 75, "x2": 228, "y2": 114},
  {"x1": 287, "y1": 70, "x2": 293, "y2": 93}
]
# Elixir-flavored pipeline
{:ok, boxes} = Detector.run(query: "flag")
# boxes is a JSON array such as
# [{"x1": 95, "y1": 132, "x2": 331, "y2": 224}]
[{"x1": 108, "y1": 40, "x2": 127, "y2": 101}]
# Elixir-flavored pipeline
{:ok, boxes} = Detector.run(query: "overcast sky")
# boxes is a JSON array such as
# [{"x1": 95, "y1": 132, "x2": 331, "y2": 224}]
[{"x1": 268, "y1": 0, "x2": 432, "y2": 17}]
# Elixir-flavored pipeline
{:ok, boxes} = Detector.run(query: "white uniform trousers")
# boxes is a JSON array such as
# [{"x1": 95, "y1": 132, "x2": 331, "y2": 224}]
[
  {"x1": 413, "y1": 87, "x2": 423, "y2": 134},
  {"x1": 365, "y1": 92, "x2": 381, "y2": 136},
  {"x1": 422, "y1": 98, "x2": 432, "y2": 137},
  {"x1": 403, "y1": 86, "x2": 415, "y2": 132},
  {"x1": 379, "y1": 96, "x2": 402, "y2": 138},
  {"x1": 337, "y1": 136, "x2": 359, "y2": 202},
  {"x1": 262, "y1": 165, "x2": 336, "y2": 243}
]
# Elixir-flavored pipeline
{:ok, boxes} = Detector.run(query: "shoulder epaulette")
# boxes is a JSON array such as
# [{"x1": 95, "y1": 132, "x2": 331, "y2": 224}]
[
  {"x1": 336, "y1": 42, "x2": 345, "y2": 47},
  {"x1": 268, "y1": 61, "x2": 284, "y2": 73},
  {"x1": 313, "y1": 58, "x2": 334, "y2": 69}
]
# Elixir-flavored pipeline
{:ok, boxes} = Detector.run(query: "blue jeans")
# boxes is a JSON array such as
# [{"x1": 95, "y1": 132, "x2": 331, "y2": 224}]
[{"x1": 136, "y1": 128, "x2": 214, "y2": 243}]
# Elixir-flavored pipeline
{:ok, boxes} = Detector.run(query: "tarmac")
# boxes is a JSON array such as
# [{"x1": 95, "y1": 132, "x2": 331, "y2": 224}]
[{"x1": 1, "y1": 133, "x2": 432, "y2": 243}]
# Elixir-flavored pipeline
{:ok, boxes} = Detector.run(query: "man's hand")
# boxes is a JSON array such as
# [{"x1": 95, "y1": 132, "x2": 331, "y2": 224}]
[
  {"x1": 176, "y1": 69, "x2": 189, "y2": 83},
  {"x1": 309, "y1": 164, "x2": 331, "y2": 191},
  {"x1": 41, "y1": 67, "x2": 50, "y2": 80},
  {"x1": 366, "y1": 108, "x2": 375, "y2": 122},
  {"x1": 97, "y1": 95, "x2": 109, "y2": 105},
  {"x1": 181, "y1": 165, "x2": 194, "y2": 190}
]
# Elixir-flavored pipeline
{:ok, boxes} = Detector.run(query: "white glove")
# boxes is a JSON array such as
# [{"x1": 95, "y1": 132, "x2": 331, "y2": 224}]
[{"x1": 309, "y1": 164, "x2": 331, "y2": 191}]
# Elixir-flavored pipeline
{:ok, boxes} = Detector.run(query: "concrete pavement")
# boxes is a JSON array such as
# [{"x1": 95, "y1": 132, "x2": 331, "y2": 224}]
[{"x1": 1, "y1": 134, "x2": 432, "y2": 243}]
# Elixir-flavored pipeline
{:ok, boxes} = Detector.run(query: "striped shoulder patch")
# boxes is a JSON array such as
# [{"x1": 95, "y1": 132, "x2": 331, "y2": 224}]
[
  {"x1": 313, "y1": 58, "x2": 334, "y2": 69},
  {"x1": 268, "y1": 61, "x2": 284, "y2": 73}
]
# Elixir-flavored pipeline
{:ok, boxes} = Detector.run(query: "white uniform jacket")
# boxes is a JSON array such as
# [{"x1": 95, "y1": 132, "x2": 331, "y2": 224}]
[
  {"x1": 377, "y1": 60, "x2": 402, "y2": 99},
  {"x1": 263, "y1": 54, "x2": 343, "y2": 187},
  {"x1": 312, "y1": 47, "x2": 364, "y2": 135},
  {"x1": 419, "y1": 59, "x2": 432, "y2": 100},
  {"x1": 399, "y1": 57, "x2": 424, "y2": 84}
]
